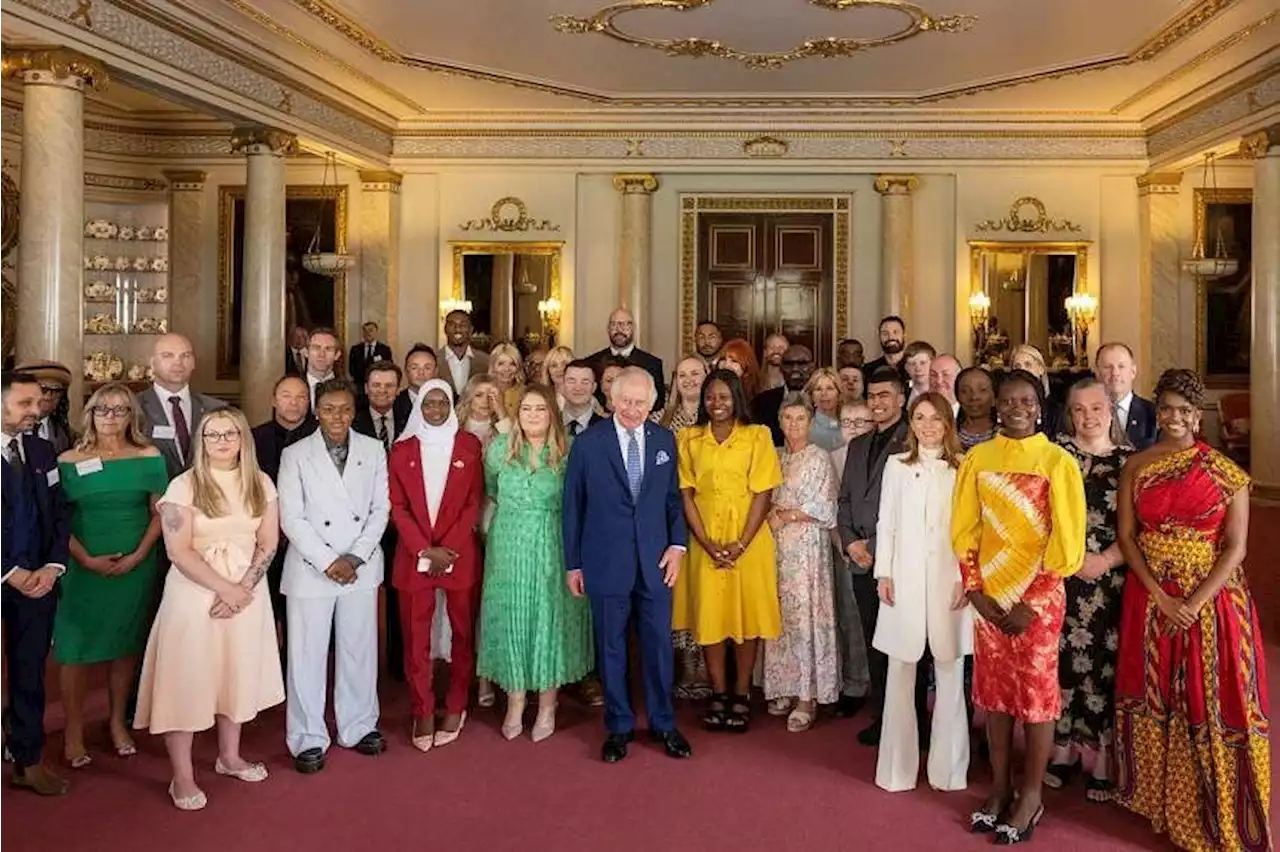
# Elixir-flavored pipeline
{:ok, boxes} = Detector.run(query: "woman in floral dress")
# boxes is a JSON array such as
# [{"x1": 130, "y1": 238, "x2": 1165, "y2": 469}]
[
  {"x1": 1049, "y1": 379, "x2": 1132, "y2": 801},
  {"x1": 762, "y1": 399, "x2": 840, "y2": 732}
]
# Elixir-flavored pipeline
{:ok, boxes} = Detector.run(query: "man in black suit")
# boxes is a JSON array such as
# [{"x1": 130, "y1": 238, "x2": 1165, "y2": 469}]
[
  {"x1": 1, "y1": 373, "x2": 71, "y2": 795},
  {"x1": 837, "y1": 367, "x2": 910, "y2": 747},
  {"x1": 352, "y1": 361, "x2": 409, "y2": 680},
  {"x1": 1095, "y1": 342, "x2": 1158, "y2": 449},
  {"x1": 587, "y1": 307, "x2": 666, "y2": 410},
  {"x1": 561, "y1": 359, "x2": 607, "y2": 437},
  {"x1": 348, "y1": 321, "x2": 393, "y2": 389},
  {"x1": 750, "y1": 344, "x2": 814, "y2": 446},
  {"x1": 251, "y1": 375, "x2": 318, "y2": 652},
  {"x1": 285, "y1": 325, "x2": 310, "y2": 377},
  {"x1": 14, "y1": 360, "x2": 74, "y2": 455},
  {"x1": 861, "y1": 316, "x2": 908, "y2": 384}
]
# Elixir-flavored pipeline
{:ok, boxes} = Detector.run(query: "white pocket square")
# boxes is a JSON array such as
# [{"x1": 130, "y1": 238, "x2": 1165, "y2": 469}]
[{"x1": 655, "y1": 450, "x2": 671, "y2": 465}]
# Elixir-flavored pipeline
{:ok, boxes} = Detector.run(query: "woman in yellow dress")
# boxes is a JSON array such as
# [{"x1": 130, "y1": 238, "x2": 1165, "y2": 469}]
[{"x1": 674, "y1": 369, "x2": 782, "y2": 733}]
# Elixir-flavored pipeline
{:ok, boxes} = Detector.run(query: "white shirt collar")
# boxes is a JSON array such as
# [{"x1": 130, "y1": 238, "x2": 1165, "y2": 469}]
[
  {"x1": 306, "y1": 371, "x2": 334, "y2": 385},
  {"x1": 153, "y1": 383, "x2": 190, "y2": 405},
  {"x1": 611, "y1": 344, "x2": 635, "y2": 358},
  {"x1": 444, "y1": 346, "x2": 474, "y2": 365},
  {"x1": 1, "y1": 430, "x2": 18, "y2": 460}
]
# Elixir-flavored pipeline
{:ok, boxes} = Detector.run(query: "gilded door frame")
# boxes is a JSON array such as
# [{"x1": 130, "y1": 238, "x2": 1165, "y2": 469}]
[
  {"x1": 679, "y1": 194, "x2": 850, "y2": 360},
  {"x1": 1192, "y1": 187, "x2": 1252, "y2": 388}
]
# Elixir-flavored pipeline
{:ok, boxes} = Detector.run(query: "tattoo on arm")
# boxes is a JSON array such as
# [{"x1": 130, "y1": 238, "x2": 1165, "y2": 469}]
[
  {"x1": 243, "y1": 546, "x2": 277, "y2": 589},
  {"x1": 161, "y1": 504, "x2": 186, "y2": 534}
]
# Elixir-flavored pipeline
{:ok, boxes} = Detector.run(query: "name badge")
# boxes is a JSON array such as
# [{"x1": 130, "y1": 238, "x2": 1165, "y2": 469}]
[
  {"x1": 153, "y1": 425, "x2": 176, "y2": 440},
  {"x1": 75, "y1": 458, "x2": 104, "y2": 476},
  {"x1": 46, "y1": 468, "x2": 59, "y2": 486}
]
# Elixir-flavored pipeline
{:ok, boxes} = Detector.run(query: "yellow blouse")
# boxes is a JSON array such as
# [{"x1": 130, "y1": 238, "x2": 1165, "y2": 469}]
[{"x1": 950, "y1": 433, "x2": 1086, "y2": 609}]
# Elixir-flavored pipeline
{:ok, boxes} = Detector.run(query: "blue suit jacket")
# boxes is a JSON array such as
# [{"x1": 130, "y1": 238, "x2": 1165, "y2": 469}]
[
  {"x1": 562, "y1": 417, "x2": 687, "y2": 598},
  {"x1": 2, "y1": 434, "x2": 71, "y2": 577},
  {"x1": 1125, "y1": 394, "x2": 1159, "y2": 450}
]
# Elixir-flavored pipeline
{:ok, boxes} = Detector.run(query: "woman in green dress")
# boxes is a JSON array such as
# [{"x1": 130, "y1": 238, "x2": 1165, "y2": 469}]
[
  {"x1": 477, "y1": 383, "x2": 592, "y2": 744},
  {"x1": 55, "y1": 383, "x2": 168, "y2": 766}
]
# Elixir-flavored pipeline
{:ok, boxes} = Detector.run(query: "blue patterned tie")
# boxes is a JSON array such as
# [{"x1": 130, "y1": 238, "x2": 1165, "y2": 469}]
[{"x1": 626, "y1": 429, "x2": 642, "y2": 499}]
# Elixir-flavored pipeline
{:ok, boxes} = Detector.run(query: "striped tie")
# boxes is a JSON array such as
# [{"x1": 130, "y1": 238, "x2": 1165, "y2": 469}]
[{"x1": 626, "y1": 429, "x2": 642, "y2": 499}]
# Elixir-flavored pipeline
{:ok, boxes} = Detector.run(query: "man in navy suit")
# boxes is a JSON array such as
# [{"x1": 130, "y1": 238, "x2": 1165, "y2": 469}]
[
  {"x1": 1, "y1": 373, "x2": 71, "y2": 795},
  {"x1": 1095, "y1": 342, "x2": 1158, "y2": 449},
  {"x1": 562, "y1": 367, "x2": 692, "y2": 763}
]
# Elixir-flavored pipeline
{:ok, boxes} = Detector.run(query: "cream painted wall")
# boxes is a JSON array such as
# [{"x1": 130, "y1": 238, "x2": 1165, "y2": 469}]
[{"x1": 396, "y1": 172, "x2": 439, "y2": 351}]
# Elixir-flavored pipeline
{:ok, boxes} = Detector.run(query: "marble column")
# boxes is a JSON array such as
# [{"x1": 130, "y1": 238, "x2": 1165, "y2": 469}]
[
  {"x1": 613, "y1": 174, "x2": 658, "y2": 345},
  {"x1": 1135, "y1": 172, "x2": 1183, "y2": 386},
  {"x1": 1241, "y1": 126, "x2": 1280, "y2": 501},
  {"x1": 874, "y1": 175, "x2": 920, "y2": 329},
  {"x1": 358, "y1": 170, "x2": 401, "y2": 353},
  {"x1": 160, "y1": 170, "x2": 208, "y2": 380},
  {"x1": 3, "y1": 48, "x2": 106, "y2": 419},
  {"x1": 230, "y1": 127, "x2": 294, "y2": 425}
]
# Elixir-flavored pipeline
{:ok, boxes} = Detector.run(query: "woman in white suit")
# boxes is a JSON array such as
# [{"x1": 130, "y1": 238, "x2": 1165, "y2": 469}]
[{"x1": 872, "y1": 393, "x2": 973, "y2": 793}]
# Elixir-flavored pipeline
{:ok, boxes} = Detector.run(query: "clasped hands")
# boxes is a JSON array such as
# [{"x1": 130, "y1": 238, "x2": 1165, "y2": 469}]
[
  {"x1": 967, "y1": 591, "x2": 1035, "y2": 636},
  {"x1": 705, "y1": 539, "x2": 745, "y2": 570},
  {"x1": 82, "y1": 550, "x2": 144, "y2": 577},
  {"x1": 1153, "y1": 589, "x2": 1203, "y2": 634},
  {"x1": 5, "y1": 565, "x2": 62, "y2": 599},
  {"x1": 419, "y1": 546, "x2": 458, "y2": 577},
  {"x1": 210, "y1": 576, "x2": 255, "y2": 619}
]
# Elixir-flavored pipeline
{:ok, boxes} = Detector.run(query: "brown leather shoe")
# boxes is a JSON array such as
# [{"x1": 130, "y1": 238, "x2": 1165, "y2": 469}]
[
  {"x1": 577, "y1": 677, "x2": 605, "y2": 708},
  {"x1": 12, "y1": 764, "x2": 69, "y2": 796}
]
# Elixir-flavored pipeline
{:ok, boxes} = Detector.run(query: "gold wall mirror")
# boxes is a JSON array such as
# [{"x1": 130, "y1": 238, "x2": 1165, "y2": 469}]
[
  {"x1": 447, "y1": 241, "x2": 564, "y2": 352},
  {"x1": 967, "y1": 241, "x2": 1092, "y2": 369}
]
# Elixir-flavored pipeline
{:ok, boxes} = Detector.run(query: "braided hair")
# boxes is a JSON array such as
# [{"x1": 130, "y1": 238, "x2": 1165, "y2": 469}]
[{"x1": 1153, "y1": 368, "x2": 1205, "y2": 409}]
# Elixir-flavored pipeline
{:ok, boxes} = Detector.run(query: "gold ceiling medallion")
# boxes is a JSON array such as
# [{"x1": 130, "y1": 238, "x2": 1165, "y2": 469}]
[
  {"x1": 975, "y1": 197, "x2": 1082, "y2": 234},
  {"x1": 551, "y1": 0, "x2": 976, "y2": 70},
  {"x1": 460, "y1": 197, "x2": 561, "y2": 233},
  {"x1": 743, "y1": 135, "x2": 789, "y2": 157}
]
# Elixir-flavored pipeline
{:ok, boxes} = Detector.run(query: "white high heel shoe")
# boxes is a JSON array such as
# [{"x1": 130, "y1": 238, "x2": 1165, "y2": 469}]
[{"x1": 531, "y1": 703, "x2": 557, "y2": 743}]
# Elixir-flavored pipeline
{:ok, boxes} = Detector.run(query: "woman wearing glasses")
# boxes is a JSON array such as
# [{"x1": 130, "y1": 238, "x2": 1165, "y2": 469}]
[
  {"x1": 55, "y1": 383, "x2": 168, "y2": 768},
  {"x1": 135, "y1": 408, "x2": 284, "y2": 810}
]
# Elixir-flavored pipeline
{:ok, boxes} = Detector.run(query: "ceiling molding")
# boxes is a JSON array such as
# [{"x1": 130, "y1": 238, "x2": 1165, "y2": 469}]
[
  {"x1": 267, "y1": 0, "x2": 1248, "y2": 110},
  {"x1": 2, "y1": 99, "x2": 239, "y2": 158},
  {"x1": 1146, "y1": 64, "x2": 1280, "y2": 163}
]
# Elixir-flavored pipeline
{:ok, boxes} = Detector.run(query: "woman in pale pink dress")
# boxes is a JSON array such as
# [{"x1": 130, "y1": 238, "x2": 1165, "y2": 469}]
[
  {"x1": 134, "y1": 408, "x2": 284, "y2": 811},
  {"x1": 763, "y1": 399, "x2": 841, "y2": 732}
]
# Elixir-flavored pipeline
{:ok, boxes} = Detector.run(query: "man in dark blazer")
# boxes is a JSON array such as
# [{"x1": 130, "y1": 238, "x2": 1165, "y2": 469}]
[
  {"x1": 1, "y1": 373, "x2": 71, "y2": 795},
  {"x1": 561, "y1": 360, "x2": 607, "y2": 437},
  {"x1": 15, "y1": 360, "x2": 74, "y2": 455},
  {"x1": 750, "y1": 344, "x2": 815, "y2": 446},
  {"x1": 138, "y1": 333, "x2": 226, "y2": 479},
  {"x1": 837, "y1": 367, "x2": 910, "y2": 747},
  {"x1": 348, "y1": 321, "x2": 393, "y2": 390},
  {"x1": 285, "y1": 325, "x2": 310, "y2": 377},
  {"x1": 587, "y1": 308, "x2": 666, "y2": 411},
  {"x1": 562, "y1": 367, "x2": 691, "y2": 763},
  {"x1": 1095, "y1": 342, "x2": 1158, "y2": 449}
]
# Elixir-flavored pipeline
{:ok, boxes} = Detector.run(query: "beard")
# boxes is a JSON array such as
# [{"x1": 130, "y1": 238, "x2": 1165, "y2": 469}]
[{"x1": 881, "y1": 339, "x2": 904, "y2": 354}]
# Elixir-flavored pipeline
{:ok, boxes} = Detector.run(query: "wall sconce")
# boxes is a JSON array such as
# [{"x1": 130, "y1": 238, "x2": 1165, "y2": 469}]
[
  {"x1": 1064, "y1": 292, "x2": 1098, "y2": 367},
  {"x1": 967, "y1": 290, "x2": 990, "y2": 364},
  {"x1": 440, "y1": 297, "x2": 473, "y2": 316},
  {"x1": 538, "y1": 297, "x2": 562, "y2": 341}
]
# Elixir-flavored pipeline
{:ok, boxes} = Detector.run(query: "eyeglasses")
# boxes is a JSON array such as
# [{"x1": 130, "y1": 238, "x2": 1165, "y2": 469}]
[
  {"x1": 202, "y1": 430, "x2": 241, "y2": 443},
  {"x1": 39, "y1": 384, "x2": 65, "y2": 396},
  {"x1": 608, "y1": 321, "x2": 634, "y2": 328},
  {"x1": 92, "y1": 405, "x2": 131, "y2": 419},
  {"x1": 841, "y1": 418, "x2": 873, "y2": 429}
]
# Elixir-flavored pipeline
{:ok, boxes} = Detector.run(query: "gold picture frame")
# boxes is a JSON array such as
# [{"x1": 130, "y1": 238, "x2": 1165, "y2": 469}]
[
  {"x1": 217, "y1": 185, "x2": 348, "y2": 380},
  {"x1": 449, "y1": 240, "x2": 564, "y2": 302},
  {"x1": 1192, "y1": 187, "x2": 1252, "y2": 388}
]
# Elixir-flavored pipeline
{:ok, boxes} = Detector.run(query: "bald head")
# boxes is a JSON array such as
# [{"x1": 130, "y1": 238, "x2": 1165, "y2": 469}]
[
  {"x1": 929, "y1": 353, "x2": 961, "y2": 404},
  {"x1": 151, "y1": 333, "x2": 196, "y2": 391},
  {"x1": 608, "y1": 307, "x2": 636, "y2": 348}
]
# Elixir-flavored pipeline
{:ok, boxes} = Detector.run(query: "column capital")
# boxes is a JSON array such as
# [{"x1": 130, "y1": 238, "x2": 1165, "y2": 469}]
[
  {"x1": 359, "y1": 170, "x2": 402, "y2": 192},
  {"x1": 1136, "y1": 172, "x2": 1183, "y2": 196},
  {"x1": 874, "y1": 174, "x2": 920, "y2": 195},
  {"x1": 230, "y1": 126, "x2": 298, "y2": 156},
  {"x1": 1239, "y1": 125, "x2": 1280, "y2": 159},
  {"x1": 161, "y1": 170, "x2": 207, "y2": 191},
  {"x1": 613, "y1": 173, "x2": 659, "y2": 194},
  {"x1": 0, "y1": 46, "x2": 107, "y2": 91}
]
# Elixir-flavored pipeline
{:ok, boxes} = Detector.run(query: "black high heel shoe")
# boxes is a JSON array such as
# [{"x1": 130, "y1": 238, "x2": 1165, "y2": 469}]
[{"x1": 994, "y1": 804, "x2": 1045, "y2": 845}]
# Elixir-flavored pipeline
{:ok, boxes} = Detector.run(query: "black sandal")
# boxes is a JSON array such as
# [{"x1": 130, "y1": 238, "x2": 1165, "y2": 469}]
[
  {"x1": 995, "y1": 804, "x2": 1044, "y2": 845},
  {"x1": 1043, "y1": 759, "x2": 1079, "y2": 789},
  {"x1": 725, "y1": 694, "x2": 751, "y2": 734},
  {"x1": 702, "y1": 693, "x2": 729, "y2": 731},
  {"x1": 1084, "y1": 777, "x2": 1112, "y2": 803}
]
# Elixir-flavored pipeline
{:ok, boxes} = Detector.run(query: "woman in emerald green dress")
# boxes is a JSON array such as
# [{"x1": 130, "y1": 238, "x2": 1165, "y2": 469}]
[
  {"x1": 477, "y1": 384, "x2": 592, "y2": 744},
  {"x1": 55, "y1": 383, "x2": 168, "y2": 767}
]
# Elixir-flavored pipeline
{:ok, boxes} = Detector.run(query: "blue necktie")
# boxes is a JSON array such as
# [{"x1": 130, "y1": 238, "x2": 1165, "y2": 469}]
[{"x1": 626, "y1": 429, "x2": 642, "y2": 499}]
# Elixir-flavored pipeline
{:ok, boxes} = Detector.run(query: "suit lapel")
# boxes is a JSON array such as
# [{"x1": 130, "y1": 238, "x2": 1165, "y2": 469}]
[
  {"x1": 310, "y1": 432, "x2": 353, "y2": 510},
  {"x1": 398, "y1": 438, "x2": 434, "y2": 535},
  {"x1": 340, "y1": 434, "x2": 367, "y2": 495},
  {"x1": 605, "y1": 419, "x2": 633, "y2": 500},
  {"x1": 637, "y1": 424, "x2": 660, "y2": 500}
]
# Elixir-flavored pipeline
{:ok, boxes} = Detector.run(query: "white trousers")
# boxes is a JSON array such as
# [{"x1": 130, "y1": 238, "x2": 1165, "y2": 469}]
[
  {"x1": 875, "y1": 654, "x2": 969, "y2": 793},
  {"x1": 286, "y1": 591, "x2": 380, "y2": 756}
]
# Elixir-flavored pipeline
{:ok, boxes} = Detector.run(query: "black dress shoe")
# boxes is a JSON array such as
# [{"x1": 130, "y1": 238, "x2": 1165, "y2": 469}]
[
  {"x1": 856, "y1": 720, "x2": 881, "y2": 746},
  {"x1": 649, "y1": 728, "x2": 692, "y2": 759},
  {"x1": 354, "y1": 731, "x2": 387, "y2": 756},
  {"x1": 601, "y1": 731, "x2": 634, "y2": 763},
  {"x1": 833, "y1": 695, "x2": 867, "y2": 718},
  {"x1": 294, "y1": 748, "x2": 326, "y2": 774}
]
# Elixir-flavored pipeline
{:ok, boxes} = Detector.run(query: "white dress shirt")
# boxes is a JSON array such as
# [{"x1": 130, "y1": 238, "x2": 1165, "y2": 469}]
[
  {"x1": 444, "y1": 346, "x2": 474, "y2": 392},
  {"x1": 614, "y1": 417, "x2": 645, "y2": 478},
  {"x1": 611, "y1": 344, "x2": 636, "y2": 359},
  {"x1": 563, "y1": 404, "x2": 594, "y2": 436},
  {"x1": 1116, "y1": 391, "x2": 1134, "y2": 428},
  {"x1": 306, "y1": 372, "x2": 335, "y2": 409},
  {"x1": 369, "y1": 406, "x2": 397, "y2": 444},
  {"x1": 152, "y1": 383, "x2": 192, "y2": 433},
  {"x1": 1, "y1": 430, "x2": 23, "y2": 464}
]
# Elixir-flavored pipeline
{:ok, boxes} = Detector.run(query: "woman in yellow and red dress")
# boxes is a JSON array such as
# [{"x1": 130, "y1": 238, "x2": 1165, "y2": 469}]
[
  {"x1": 1112, "y1": 369, "x2": 1269, "y2": 852},
  {"x1": 950, "y1": 369, "x2": 1086, "y2": 844}
]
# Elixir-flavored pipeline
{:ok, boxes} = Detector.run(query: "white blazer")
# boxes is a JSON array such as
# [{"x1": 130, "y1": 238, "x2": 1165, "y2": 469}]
[
  {"x1": 278, "y1": 430, "x2": 390, "y2": 598},
  {"x1": 871, "y1": 451, "x2": 973, "y2": 662}
]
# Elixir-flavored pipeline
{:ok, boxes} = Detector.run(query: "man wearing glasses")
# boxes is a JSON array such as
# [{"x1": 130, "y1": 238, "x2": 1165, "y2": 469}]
[
  {"x1": 750, "y1": 344, "x2": 815, "y2": 446},
  {"x1": 13, "y1": 361, "x2": 73, "y2": 454},
  {"x1": 587, "y1": 308, "x2": 666, "y2": 410}
]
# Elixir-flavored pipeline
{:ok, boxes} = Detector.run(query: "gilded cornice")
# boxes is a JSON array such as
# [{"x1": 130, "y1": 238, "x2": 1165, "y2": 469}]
[
  {"x1": 230, "y1": 126, "x2": 299, "y2": 155},
  {"x1": 1130, "y1": 0, "x2": 1243, "y2": 60},
  {"x1": 1147, "y1": 66, "x2": 1280, "y2": 161},
  {"x1": 1135, "y1": 172, "x2": 1183, "y2": 195},
  {"x1": 0, "y1": 45, "x2": 108, "y2": 91},
  {"x1": 874, "y1": 174, "x2": 920, "y2": 194},
  {"x1": 613, "y1": 174, "x2": 659, "y2": 194},
  {"x1": 1239, "y1": 124, "x2": 1280, "y2": 157}
]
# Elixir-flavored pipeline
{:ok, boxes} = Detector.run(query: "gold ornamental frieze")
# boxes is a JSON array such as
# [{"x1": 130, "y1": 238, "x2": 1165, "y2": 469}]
[
  {"x1": 459, "y1": 197, "x2": 560, "y2": 233},
  {"x1": 975, "y1": 197, "x2": 1083, "y2": 235}
]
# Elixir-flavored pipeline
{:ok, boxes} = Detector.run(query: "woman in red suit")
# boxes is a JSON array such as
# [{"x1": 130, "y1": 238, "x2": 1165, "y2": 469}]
[{"x1": 388, "y1": 378, "x2": 484, "y2": 752}]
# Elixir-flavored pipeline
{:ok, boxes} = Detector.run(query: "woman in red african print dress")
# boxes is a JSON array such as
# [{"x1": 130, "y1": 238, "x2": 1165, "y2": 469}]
[{"x1": 1113, "y1": 369, "x2": 1269, "y2": 852}]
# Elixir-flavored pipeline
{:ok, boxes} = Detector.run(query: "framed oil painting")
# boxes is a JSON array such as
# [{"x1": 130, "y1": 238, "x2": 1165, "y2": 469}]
[
  {"x1": 1193, "y1": 188, "x2": 1251, "y2": 389},
  {"x1": 217, "y1": 185, "x2": 347, "y2": 380}
]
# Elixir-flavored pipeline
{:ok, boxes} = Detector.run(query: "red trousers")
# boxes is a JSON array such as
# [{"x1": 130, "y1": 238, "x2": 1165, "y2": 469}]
[{"x1": 400, "y1": 583, "x2": 477, "y2": 717}]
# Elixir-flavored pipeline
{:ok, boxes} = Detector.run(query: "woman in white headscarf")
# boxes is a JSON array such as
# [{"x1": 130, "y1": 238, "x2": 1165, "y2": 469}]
[{"x1": 388, "y1": 379, "x2": 485, "y2": 751}]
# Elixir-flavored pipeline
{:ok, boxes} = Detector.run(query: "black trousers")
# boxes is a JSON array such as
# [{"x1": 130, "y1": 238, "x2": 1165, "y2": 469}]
[{"x1": 2, "y1": 584, "x2": 56, "y2": 768}]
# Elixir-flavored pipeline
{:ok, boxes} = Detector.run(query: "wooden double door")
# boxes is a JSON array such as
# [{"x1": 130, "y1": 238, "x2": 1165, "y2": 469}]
[{"x1": 697, "y1": 212, "x2": 834, "y2": 365}]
